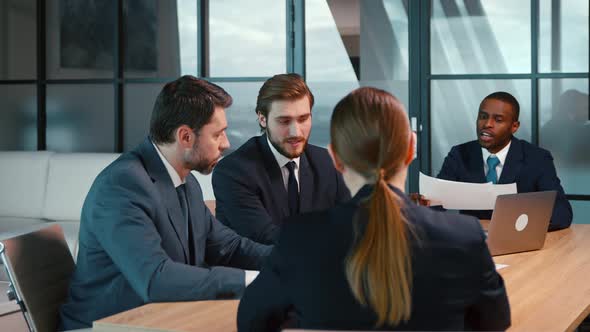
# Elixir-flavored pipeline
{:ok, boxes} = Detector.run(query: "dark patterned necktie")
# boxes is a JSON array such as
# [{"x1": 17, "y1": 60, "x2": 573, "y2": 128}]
[
  {"x1": 285, "y1": 161, "x2": 299, "y2": 216},
  {"x1": 176, "y1": 184, "x2": 195, "y2": 265}
]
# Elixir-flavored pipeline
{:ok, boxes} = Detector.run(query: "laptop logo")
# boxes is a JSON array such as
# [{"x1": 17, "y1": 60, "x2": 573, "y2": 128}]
[{"x1": 515, "y1": 214, "x2": 528, "y2": 232}]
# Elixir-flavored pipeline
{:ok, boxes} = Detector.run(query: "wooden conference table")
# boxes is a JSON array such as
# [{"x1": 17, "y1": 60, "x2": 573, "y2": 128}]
[{"x1": 93, "y1": 224, "x2": 590, "y2": 332}]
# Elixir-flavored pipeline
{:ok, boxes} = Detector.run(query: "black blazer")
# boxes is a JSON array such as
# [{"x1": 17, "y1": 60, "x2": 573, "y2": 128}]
[
  {"x1": 212, "y1": 134, "x2": 350, "y2": 245},
  {"x1": 437, "y1": 137, "x2": 572, "y2": 231},
  {"x1": 237, "y1": 185, "x2": 510, "y2": 331},
  {"x1": 59, "y1": 138, "x2": 272, "y2": 329}
]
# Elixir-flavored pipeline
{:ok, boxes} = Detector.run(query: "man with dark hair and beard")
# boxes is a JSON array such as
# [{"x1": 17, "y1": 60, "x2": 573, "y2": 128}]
[
  {"x1": 213, "y1": 73, "x2": 350, "y2": 245},
  {"x1": 59, "y1": 76, "x2": 272, "y2": 329}
]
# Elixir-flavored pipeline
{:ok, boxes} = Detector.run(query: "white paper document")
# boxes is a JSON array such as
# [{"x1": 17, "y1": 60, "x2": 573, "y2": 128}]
[{"x1": 419, "y1": 172, "x2": 517, "y2": 210}]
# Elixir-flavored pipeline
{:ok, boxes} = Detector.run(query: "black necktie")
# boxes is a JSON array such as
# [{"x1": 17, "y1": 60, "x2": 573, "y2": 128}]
[
  {"x1": 285, "y1": 161, "x2": 299, "y2": 216},
  {"x1": 176, "y1": 184, "x2": 195, "y2": 265}
]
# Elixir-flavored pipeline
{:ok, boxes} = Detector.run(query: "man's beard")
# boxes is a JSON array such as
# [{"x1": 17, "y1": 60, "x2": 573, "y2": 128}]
[
  {"x1": 266, "y1": 127, "x2": 309, "y2": 159},
  {"x1": 184, "y1": 142, "x2": 219, "y2": 175}
]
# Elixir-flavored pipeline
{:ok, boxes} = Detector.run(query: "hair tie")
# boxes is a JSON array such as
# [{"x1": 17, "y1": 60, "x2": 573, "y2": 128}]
[{"x1": 376, "y1": 169, "x2": 386, "y2": 183}]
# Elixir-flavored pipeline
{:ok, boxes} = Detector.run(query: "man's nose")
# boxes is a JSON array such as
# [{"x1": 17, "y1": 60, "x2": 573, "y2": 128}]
[
  {"x1": 288, "y1": 122, "x2": 300, "y2": 137},
  {"x1": 220, "y1": 133, "x2": 230, "y2": 151}
]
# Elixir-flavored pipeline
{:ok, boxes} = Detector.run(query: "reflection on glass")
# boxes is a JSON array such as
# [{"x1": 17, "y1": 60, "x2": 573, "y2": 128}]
[
  {"x1": 209, "y1": 0, "x2": 285, "y2": 77},
  {"x1": 124, "y1": 83, "x2": 165, "y2": 151},
  {"x1": 539, "y1": 0, "x2": 589, "y2": 73},
  {"x1": 0, "y1": 0, "x2": 36, "y2": 79},
  {"x1": 431, "y1": 0, "x2": 530, "y2": 74},
  {"x1": 124, "y1": 0, "x2": 183, "y2": 78},
  {"x1": 47, "y1": 84, "x2": 115, "y2": 152},
  {"x1": 213, "y1": 81, "x2": 264, "y2": 153},
  {"x1": 46, "y1": 0, "x2": 115, "y2": 79},
  {"x1": 306, "y1": 0, "x2": 409, "y2": 148},
  {"x1": 539, "y1": 79, "x2": 589, "y2": 195},
  {"x1": 430, "y1": 80, "x2": 531, "y2": 175},
  {"x1": 0, "y1": 85, "x2": 37, "y2": 150},
  {"x1": 177, "y1": 0, "x2": 198, "y2": 75}
]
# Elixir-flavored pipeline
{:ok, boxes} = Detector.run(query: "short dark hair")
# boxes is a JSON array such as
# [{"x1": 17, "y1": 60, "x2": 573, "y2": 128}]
[
  {"x1": 480, "y1": 91, "x2": 520, "y2": 121},
  {"x1": 255, "y1": 73, "x2": 314, "y2": 130},
  {"x1": 149, "y1": 75, "x2": 232, "y2": 144}
]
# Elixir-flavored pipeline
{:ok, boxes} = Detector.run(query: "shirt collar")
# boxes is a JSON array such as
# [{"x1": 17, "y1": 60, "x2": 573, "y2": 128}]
[
  {"x1": 266, "y1": 135, "x2": 300, "y2": 170},
  {"x1": 152, "y1": 141, "x2": 185, "y2": 188},
  {"x1": 482, "y1": 139, "x2": 511, "y2": 166}
]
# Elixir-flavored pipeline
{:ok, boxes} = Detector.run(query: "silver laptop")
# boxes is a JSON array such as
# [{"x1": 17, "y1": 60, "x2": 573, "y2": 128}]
[{"x1": 487, "y1": 191, "x2": 557, "y2": 256}]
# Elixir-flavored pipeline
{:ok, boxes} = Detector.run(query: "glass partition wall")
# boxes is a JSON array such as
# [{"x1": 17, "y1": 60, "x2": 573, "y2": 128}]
[{"x1": 0, "y1": 0, "x2": 588, "y2": 221}]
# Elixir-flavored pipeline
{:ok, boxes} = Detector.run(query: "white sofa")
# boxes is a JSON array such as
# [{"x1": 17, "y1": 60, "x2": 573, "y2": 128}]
[{"x1": 0, "y1": 151, "x2": 215, "y2": 281}]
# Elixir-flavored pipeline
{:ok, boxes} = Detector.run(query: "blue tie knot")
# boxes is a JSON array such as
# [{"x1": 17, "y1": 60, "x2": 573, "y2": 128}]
[
  {"x1": 487, "y1": 155, "x2": 500, "y2": 169},
  {"x1": 486, "y1": 156, "x2": 500, "y2": 184}
]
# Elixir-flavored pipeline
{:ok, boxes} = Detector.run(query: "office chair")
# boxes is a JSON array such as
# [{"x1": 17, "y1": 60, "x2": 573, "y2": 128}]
[{"x1": 0, "y1": 224, "x2": 75, "y2": 332}]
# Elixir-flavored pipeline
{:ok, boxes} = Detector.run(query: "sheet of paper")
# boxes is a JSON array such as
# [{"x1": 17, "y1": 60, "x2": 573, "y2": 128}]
[
  {"x1": 419, "y1": 172, "x2": 517, "y2": 210},
  {"x1": 495, "y1": 263, "x2": 509, "y2": 270}
]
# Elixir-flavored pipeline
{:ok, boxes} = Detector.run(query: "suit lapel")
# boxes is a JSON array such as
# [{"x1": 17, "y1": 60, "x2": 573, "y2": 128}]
[
  {"x1": 138, "y1": 138, "x2": 189, "y2": 263},
  {"x1": 298, "y1": 152, "x2": 313, "y2": 213},
  {"x1": 257, "y1": 135, "x2": 289, "y2": 217},
  {"x1": 466, "y1": 141, "x2": 487, "y2": 183},
  {"x1": 498, "y1": 137, "x2": 523, "y2": 184}
]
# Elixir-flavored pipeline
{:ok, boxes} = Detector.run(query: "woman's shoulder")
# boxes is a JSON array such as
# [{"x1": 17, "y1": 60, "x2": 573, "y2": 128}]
[{"x1": 406, "y1": 204, "x2": 486, "y2": 246}]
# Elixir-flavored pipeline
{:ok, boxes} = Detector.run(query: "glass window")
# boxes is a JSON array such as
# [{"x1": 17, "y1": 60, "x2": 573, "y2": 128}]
[
  {"x1": 539, "y1": 0, "x2": 589, "y2": 73},
  {"x1": 209, "y1": 0, "x2": 285, "y2": 77},
  {"x1": 213, "y1": 81, "x2": 264, "y2": 152},
  {"x1": 431, "y1": 0, "x2": 531, "y2": 74},
  {"x1": 571, "y1": 200, "x2": 590, "y2": 224},
  {"x1": 306, "y1": 0, "x2": 409, "y2": 148},
  {"x1": 124, "y1": 0, "x2": 194, "y2": 79},
  {"x1": 0, "y1": 85, "x2": 37, "y2": 150},
  {"x1": 0, "y1": 0, "x2": 36, "y2": 79},
  {"x1": 539, "y1": 78, "x2": 589, "y2": 195},
  {"x1": 46, "y1": 0, "x2": 115, "y2": 79},
  {"x1": 46, "y1": 84, "x2": 115, "y2": 152},
  {"x1": 124, "y1": 83, "x2": 165, "y2": 151},
  {"x1": 430, "y1": 79, "x2": 531, "y2": 175}
]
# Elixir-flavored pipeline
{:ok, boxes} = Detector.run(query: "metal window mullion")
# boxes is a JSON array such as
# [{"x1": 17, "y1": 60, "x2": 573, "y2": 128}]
[
  {"x1": 37, "y1": 0, "x2": 46, "y2": 151},
  {"x1": 420, "y1": 0, "x2": 431, "y2": 177},
  {"x1": 115, "y1": 0, "x2": 124, "y2": 152},
  {"x1": 531, "y1": 0, "x2": 539, "y2": 146}
]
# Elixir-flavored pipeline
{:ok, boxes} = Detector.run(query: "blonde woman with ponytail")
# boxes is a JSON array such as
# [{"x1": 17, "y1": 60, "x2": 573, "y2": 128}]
[{"x1": 238, "y1": 87, "x2": 510, "y2": 332}]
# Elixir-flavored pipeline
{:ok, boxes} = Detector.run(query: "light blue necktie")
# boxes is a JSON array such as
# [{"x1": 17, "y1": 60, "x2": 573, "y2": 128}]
[{"x1": 486, "y1": 155, "x2": 500, "y2": 184}]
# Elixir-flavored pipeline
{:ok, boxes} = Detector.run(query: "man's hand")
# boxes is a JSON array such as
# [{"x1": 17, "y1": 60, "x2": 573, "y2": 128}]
[{"x1": 409, "y1": 193, "x2": 431, "y2": 206}]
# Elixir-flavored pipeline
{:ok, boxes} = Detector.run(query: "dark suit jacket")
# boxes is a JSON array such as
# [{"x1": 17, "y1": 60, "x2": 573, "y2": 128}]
[
  {"x1": 237, "y1": 185, "x2": 510, "y2": 331},
  {"x1": 212, "y1": 134, "x2": 350, "y2": 245},
  {"x1": 437, "y1": 137, "x2": 573, "y2": 231},
  {"x1": 59, "y1": 138, "x2": 272, "y2": 330}
]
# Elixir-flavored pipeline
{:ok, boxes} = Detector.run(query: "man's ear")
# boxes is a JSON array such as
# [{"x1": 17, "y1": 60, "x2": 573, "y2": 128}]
[
  {"x1": 257, "y1": 112, "x2": 267, "y2": 129},
  {"x1": 511, "y1": 120, "x2": 520, "y2": 135},
  {"x1": 176, "y1": 125, "x2": 194, "y2": 148},
  {"x1": 327, "y1": 144, "x2": 345, "y2": 173},
  {"x1": 405, "y1": 131, "x2": 417, "y2": 166}
]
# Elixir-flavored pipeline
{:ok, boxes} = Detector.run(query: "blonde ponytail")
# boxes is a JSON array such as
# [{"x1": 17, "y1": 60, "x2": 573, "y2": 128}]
[{"x1": 346, "y1": 171, "x2": 412, "y2": 326}]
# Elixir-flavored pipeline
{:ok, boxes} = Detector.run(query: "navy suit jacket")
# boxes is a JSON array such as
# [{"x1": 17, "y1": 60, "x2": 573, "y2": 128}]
[
  {"x1": 437, "y1": 137, "x2": 572, "y2": 231},
  {"x1": 59, "y1": 138, "x2": 272, "y2": 329},
  {"x1": 212, "y1": 134, "x2": 350, "y2": 245},
  {"x1": 238, "y1": 185, "x2": 511, "y2": 331}
]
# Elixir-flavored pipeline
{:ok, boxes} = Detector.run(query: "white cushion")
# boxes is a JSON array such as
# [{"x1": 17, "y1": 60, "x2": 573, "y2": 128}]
[
  {"x1": 42, "y1": 153, "x2": 120, "y2": 221},
  {"x1": 0, "y1": 151, "x2": 54, "y2": 219},
  {"x1": 191, "y1": 171, "x2": 214, "y2": 200}
]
